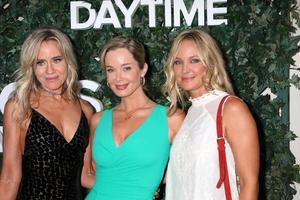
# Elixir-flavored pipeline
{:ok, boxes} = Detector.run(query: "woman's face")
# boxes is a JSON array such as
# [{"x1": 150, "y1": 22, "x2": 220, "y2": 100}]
[
  {"x1": 173, "y1": 39, "x2": 207, "y2": 98},
  {"x1": 104, "y1": 48, "x2": 147, "y2": 98},
  {"x1": 33, "y1": 40, "x2": 68, "y2": 93}
]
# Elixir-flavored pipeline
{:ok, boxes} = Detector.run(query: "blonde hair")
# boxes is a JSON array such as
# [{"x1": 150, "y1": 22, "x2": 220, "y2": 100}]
[
  {"x1": 162, "y1": 28, "x2": 235, "y2": 114},
  {"x1": 14, "y1": 26, "x2": 78, "y2": 123}
]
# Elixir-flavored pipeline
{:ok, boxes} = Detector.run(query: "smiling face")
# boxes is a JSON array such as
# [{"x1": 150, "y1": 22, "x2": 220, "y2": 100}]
[
  {"x1": 173, "y1": 39, "x2": 207, "y2": 98},
  {"x1": 33, "y1": 40, "x2": 68, "y2": 93},
  {"x1": 104, "y1": 48, "x2": 147, "y2": 98}
]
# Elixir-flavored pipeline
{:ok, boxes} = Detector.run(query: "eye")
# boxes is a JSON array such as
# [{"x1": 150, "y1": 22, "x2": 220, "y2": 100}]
[
  {"x1": 173, "y1": 60, "x2": 183, "y2": 65},
  {"x1": 53, "y1": 57, "x2": 63, "y2": 64},
  {"x1": 123, "y1": 66, "x2": 131, "y2": 72},
  {"x1": 191, "y1": 58, "x2": 201, "y2": 64},
  {"x1": 105, "y1": 67, "x2": 114, "y2": 73},
  {"x1": 36, "y1": 60, "x2": 46, "y2": 67}
]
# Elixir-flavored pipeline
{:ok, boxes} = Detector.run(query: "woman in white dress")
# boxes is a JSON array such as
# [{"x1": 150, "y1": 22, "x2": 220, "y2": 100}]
[{"x1": 163, "y1": 29, "x2": 259, "y2": 199}]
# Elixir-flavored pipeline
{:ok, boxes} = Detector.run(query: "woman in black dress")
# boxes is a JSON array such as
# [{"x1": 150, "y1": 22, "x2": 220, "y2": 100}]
[{"x1": 0, "y1": 27, "x2": 94, "y2": 199}]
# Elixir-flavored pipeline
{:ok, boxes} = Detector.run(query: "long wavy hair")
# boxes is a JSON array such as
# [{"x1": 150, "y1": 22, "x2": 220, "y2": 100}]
[
  {"x1": 162, "y1": 28, "x2": 235, "y2": 115},
  {"x1": 14, "y1": 26, "x2": 78, "y2": 124}
]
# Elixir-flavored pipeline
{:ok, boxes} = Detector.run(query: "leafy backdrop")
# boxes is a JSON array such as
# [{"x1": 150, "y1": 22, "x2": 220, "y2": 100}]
[{"x1": 1, "y1": 0, "x2": 300, "y2": 199}]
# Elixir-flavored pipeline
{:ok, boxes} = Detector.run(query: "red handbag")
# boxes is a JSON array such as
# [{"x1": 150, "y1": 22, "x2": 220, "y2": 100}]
[{"x1": 216, "y1": 95, "x2": 232, "y2": 200}]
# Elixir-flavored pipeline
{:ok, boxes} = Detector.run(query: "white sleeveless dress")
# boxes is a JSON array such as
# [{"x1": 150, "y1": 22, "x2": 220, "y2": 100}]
[{"x1": 165, "y1": 90, "x2": 239, "y2": 200}]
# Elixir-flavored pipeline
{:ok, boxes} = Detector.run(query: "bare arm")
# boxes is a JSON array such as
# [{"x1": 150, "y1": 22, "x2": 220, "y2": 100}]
[
  {"x1": 80, "y1": 102, "x2": 102, "y2": 189},
  {"x1": 162, "y1": 108, "x2": 185, "y2": 184},
  {"x1": 0, "y1": 99, "x2": 23, "y2": 199},
  {"x1": 223, "y1": 97, "x2": 259, "y2": 200},
  {"x1": 167, "y1": 108, "x2": 185, "y2": 143}
]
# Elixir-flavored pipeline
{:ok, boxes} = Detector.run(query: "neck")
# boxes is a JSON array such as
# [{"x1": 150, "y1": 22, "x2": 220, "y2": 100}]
[
  {"x1": 119, "y1": 97, "x2": 151, "y2": 121},
  {"x1": 41, "y1": 87, "x2": 65, "y2": 96},
  {"x1": 119, "y1": 89, "x2": 150, "y2": 111},
  {"x1": 189, "y1": 88, "x2": 210, "y2": 99},
  {"x1": 123, "y1": 99, "x2": 149, "y2": 112}
]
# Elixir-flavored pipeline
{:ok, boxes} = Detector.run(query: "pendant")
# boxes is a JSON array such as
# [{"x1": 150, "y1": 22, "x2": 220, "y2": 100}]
[{"x1": 124, "y1": 115, "x2": 132, "y2": 120}]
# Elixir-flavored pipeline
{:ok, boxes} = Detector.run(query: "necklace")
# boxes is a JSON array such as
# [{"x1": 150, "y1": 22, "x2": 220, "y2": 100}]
[
  {"x1": 122, "y1": 99, "x2": 150, "y2": 120},
  {"x1": 189, "y1": 89, "x2": 217, "y2": 102},
  {"x1": 41, "y1": 87, "x2": 65, "y2": 96}
]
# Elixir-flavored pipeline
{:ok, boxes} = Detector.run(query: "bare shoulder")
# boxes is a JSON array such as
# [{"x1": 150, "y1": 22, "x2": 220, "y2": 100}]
[
  {"x1": 223, "y1": 96, "x2": 257, "y2": 139},
  {"x1": 90, "y1": 111, "x2": 104, "y2": 130},
  {"x1": 79, "y1": 98, "x2": 95, "y2": 120},
  {"x1": 4, "y1": 97, "x2": 17, "y2": 112},
  {"x1": 167, "y1": 108, "x2": 185, "y2": 123},
  {"x1": 4, "y1": 97, "x2": 19, "y2": 120},
  {"x1": 223, "y1": 96, "x2": 251, "y2": 117},
  {"x1": 167, "y1": 108, "x2": 185, "y2": 142},
  {"x1": 4, "y1": 96, "x2": 32, "y2": 126},
  {"x1": 3, "y1": 97, "x2": 26, "y2": 142}
]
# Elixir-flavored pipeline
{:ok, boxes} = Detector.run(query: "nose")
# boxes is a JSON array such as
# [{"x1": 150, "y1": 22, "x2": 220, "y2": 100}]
[
  {"x1": 116, "y1": 70, "x2": 122, "y2": 82},
  {"x1": 182, "y1": 62, "x2": 190, "y2": 73},
  {"x1": 46, "y1": 62, "x2": 54, "y2": 74}
]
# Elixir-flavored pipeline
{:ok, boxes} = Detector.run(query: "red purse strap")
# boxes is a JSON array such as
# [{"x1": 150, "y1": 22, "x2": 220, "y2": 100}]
[{"x1": 216, "y1": 95, "x2": 232, "y2": 200}]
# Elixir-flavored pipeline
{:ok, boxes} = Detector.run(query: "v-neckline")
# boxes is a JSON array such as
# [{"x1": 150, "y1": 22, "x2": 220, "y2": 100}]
[
  {"x1": 32, "y1": 109, "x2": 82, "y2": 144},
  {"x1": 110, "y1": 104, "x2": 158, "y2": 149}
]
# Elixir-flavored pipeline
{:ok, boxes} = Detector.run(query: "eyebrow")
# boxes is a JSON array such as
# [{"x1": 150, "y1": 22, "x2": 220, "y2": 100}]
[
  {"x1": 174, "y1": 55, "x2": 199, "y2": 59},
  {"x1": 52, "y1": 56, "x2": 63, "y2": 60},
  {"x1": 121, "y1": 63, "x2": 132, "y2": 67},
  {"x1": 37, "y1": 55, "x2": 63, "y2": 60},
  {"x1": 105, "y1": 62, "x2": 133, "y2": 69}
]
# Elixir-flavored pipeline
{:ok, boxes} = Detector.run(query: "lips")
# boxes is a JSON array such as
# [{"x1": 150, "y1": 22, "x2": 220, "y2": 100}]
[
  {"x1": 181, "y1": 76, "x2": 195, "y2": 82},
  {"x1": 115, "y1": 84, "x2": 128, "y2": 90},
  {"x1": 45, "y1": 76, "x2": 59, "y2": 81}
]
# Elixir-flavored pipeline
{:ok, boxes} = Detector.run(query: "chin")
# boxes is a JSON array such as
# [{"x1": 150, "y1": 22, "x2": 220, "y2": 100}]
[
  {"x1": 180, "y1": 84, "x2": 196, "y2": 91},
  {"x1": 112, "y1": 84, "x2": 140, "y2": 97},
  {"x1": 112, "y1": 90, "x2": 130, "y2": 98}
]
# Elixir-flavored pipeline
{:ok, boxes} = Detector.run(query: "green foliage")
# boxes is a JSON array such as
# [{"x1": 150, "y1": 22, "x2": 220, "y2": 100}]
[{"x1": 1, "y1": 0, "x2": 300, "y2": 199}]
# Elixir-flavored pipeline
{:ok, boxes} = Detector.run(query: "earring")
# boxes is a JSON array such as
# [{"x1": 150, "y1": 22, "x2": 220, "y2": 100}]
[
  {"x1": 140, "y1": 77, "x2": 145, "y2": 86},
  {"x1": 106, "y1": 82, "x2": 110, "y2": 88}
]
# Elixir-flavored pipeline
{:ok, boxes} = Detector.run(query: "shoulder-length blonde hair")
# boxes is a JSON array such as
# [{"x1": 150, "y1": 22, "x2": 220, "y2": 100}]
[
  {"x1": 162, "y1": 28, "x2": 235, "y2": 114},
  {"x1": 14, "y1": 26, "x2": 78, "y2": 123}
]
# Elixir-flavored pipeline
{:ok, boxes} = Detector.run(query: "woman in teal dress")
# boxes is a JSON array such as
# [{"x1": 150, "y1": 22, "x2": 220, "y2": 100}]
[{"x1": 84, "y1": 36, "x2": 184, "y2": 200}]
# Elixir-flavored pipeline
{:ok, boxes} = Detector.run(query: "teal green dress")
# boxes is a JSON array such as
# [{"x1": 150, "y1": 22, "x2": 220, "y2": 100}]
[{"x1": 86, "y1": 104, "x2": 170, "y2": 200}]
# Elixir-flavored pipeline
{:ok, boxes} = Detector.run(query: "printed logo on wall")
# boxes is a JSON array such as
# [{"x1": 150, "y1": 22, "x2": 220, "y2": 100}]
[{"x1": 70, "y1": 0, "x2": 228, "y2": 29}]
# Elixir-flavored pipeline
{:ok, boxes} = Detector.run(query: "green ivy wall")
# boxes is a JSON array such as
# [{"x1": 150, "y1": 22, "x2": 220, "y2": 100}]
[{"x1": 1, "y1": 0, "x2": 300, "y2": 199}]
